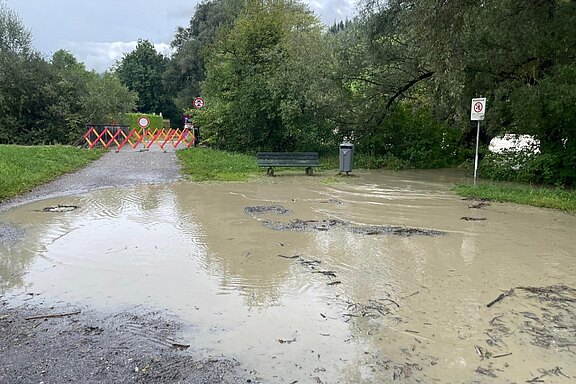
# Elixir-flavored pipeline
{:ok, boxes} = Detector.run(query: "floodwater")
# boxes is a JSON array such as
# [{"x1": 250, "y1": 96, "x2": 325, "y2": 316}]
[{"x1": 1, "y1": 169, "x2": 575, "y2": 383}]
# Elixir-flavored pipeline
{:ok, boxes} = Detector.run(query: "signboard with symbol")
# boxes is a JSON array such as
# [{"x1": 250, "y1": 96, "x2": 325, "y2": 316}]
[
  {"x1": 193, "y1": 97, "x2": 205, "y2": 109},
  {"x1": 137, "y1": 116, "x2": 150, "y2": 129},
  {"x1": 471, "y1": 98, "x2": 487, "y2": 121}
]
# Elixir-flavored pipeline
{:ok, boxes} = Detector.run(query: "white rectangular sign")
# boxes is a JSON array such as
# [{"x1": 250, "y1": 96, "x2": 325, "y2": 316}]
[{"x1": 471, "y1": 98, "x2": 487, "y2": 121}]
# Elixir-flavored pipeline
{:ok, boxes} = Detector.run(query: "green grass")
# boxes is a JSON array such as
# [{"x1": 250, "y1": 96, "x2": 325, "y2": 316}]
[
  {"x1": 0, "y1": 145, "x2": 105, "y2": 201},
  {"x1": 177, "y1": 148, "x2": 351, "y2": 181},
  {"x1": 453, "y1": 182, "x2": 576, "y2": 211},
  {"x1": 177, "y1": 148, "x2": 261, "y2": 181}
]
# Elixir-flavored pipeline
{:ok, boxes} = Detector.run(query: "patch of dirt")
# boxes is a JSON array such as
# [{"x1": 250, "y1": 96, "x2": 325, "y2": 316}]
[
  {"x1": 0, "y1": 301, "x2": 251, "y2": 384},
  {"x1": 262, "y1": 219, "x2": 348, "y2": 231},
  {"x1": 244, "y1": 205, "x2": 291, "y2": 215},
  {"x1": 348, "y1": 225, "x2": 447, "y2": 237},
  {"x1": 261, "y1": 218, "x2": 447, "y2": 237}
]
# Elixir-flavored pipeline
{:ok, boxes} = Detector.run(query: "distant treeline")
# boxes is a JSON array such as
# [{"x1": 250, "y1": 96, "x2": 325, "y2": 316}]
[{"x1": 1, "y1": 1, "x2": 575, "y2": 186}]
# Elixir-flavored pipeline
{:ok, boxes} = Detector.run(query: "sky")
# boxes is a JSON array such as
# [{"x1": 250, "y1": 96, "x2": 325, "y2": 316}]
[{"x1": 4, "y1": 0, "x2": 356, "y2": 72}]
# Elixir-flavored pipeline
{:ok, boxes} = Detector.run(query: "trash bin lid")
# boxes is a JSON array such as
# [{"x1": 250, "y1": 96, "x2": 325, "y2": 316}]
[{"x1": 340, "y1": 142, "x2": 354, "y2": 149}]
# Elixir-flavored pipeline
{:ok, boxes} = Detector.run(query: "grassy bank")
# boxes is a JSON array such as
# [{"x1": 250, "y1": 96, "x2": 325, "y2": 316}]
[
  {"x1": 177, "y1": 148, "x2": 260, "y2": 181},
  {"x1": 0, "y1": 145, "x2": 104, "y2": 201},
  {"x1": 454, "y1": 183, "x2": 576, "y2": 211},
  {"x1": 177, "y1": 148, "x2": 347, "y2": 181}
]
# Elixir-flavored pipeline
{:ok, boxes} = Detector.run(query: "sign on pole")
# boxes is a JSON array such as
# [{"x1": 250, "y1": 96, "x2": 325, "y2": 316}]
[
  {"x1": 471, "y1": 97, "x2": 487, "y2": 185},
  {"x1": 193, "y1": 97, "x2": 205, "y2": 109},
  {"x1": 471, "y1": 98, "x2": 486, "y2": 121},
  {"x1": 137, "y1": 116, "x2": 150, "y2": 129}
]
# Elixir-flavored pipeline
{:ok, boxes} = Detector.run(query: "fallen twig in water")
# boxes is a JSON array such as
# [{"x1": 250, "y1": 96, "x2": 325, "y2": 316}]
[
  {"x1": 25, "y1": 311, "x2": 81, "y2": 321},
  {"x1": 312, "y1": 271, "x2": 337, "y2": 278},
  {"x1": 475, "y1": 366, "x2": 497, "y2": 378},
  {"x1": 487, "y1": 289, "x2": 514, "y2": 308},
  {"x1": 493, "y1": 352, "x2": 512, "y2": 359},
  {"x1": 461, "y1": 216, "x2": 487, "y2": 221},
  {"x1": 327, "y1": 281, "x2": 341, "y2": 286},
  {"x1": 277, "y1": 254, "x2": 300, "y2": 259}
]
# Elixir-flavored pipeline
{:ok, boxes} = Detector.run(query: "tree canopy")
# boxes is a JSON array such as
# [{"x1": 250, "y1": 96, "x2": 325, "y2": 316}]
[{"x1": 1, "y1": 0, "x2": 575, "y2": 185}]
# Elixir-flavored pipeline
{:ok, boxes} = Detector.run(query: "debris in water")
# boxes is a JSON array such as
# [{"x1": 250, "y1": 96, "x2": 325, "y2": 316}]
[
  {"x1": 327, "y1": 281, "x2": 341, "y2": 286},
  {"x1": 475, "y1": 366, "x2": 497, "y2": 378},
  {"x1": 312, "y1": 271, "x2": 337, "y2": 278},
  {"x1": 348, "y1": 226, "x2": 447, "y2": 237},
  {"x1": 40, "y1": 205, "x2": 79, "y2": 213},
  {"x1": 486, "y1": 289, "x2": 515, "y2": 308},
  {"x1": 261, "y1": 218, "x2": 447, "y2": 237},
  {"x1": 262, "y1": 219, "x2": 347, "y2": 232},
  {"x1": 244, "y1": 206, "x2": 291, "y2": 215},
  {"x1": 468, "y1": 201, "x2": 491, "y2": 209},
  {"x1": 461, "y1": 217, "x2": 487, "y2": 221},
  {"x1": 278, "y1": 337, "x2": 296, "y2": 344},
  {"x1": 277, "y1": 254, "x2": 300, "y2": 260},
  {"x1": 24, "y1": 310, "x2": 81, "y2": 320}
]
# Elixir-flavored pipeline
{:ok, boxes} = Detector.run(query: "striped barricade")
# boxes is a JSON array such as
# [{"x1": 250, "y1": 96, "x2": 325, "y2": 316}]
[{"x1": 84, "y1": 126, "x2": 196, "y2": 151}]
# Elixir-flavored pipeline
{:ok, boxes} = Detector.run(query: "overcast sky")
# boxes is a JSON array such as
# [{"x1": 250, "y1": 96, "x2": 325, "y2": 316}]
[{"x1": 4, "y1": 0, "x2": 356, "y2": 72}]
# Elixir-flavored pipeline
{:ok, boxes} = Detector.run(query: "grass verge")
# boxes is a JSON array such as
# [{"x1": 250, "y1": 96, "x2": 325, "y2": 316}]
[
  {"x1": 0, "y1": 145, "x2": 105, "y2": 202},
  {"x1": 177, "y1": 148, "x2": 348, "y2": 181},
  {"x1": 177, "y1": 148, "x2": 260, "y2": 181},
  {"x1": 453, "y1": 182, "x2": 576, "y2": 211}
]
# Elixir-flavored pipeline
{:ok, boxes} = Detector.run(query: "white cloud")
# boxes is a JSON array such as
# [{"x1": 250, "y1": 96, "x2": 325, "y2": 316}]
[{"x1": 63, "y1": 41, "x2": 173, "y2": 73}]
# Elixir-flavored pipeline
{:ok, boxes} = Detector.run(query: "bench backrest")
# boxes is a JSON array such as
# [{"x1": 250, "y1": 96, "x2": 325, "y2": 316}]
[{"x1": 256, "y1": 152, "x2": 320, "y2": 166}]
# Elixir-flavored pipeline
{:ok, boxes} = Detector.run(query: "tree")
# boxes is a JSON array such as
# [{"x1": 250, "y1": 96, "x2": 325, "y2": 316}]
[
  {"x1": 198, "y1": 0, "x2": 338, "y2": 152},
  {"x1": 163, "y1": 0, "x2": 244, "y2": 111},
  {"x1": 115, "y1": 39, "x2": 177, "y2": 122}
]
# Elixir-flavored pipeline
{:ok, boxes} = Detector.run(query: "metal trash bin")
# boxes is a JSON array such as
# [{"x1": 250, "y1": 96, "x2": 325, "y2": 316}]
[{"x1": 339, "y1": 142, "x2": 354, "y2": 174}]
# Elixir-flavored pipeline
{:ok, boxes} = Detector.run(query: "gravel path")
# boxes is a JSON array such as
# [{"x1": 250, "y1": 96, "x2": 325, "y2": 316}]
[{"x1": 0, "y1": 148, "x2": 181, "y2": 213}]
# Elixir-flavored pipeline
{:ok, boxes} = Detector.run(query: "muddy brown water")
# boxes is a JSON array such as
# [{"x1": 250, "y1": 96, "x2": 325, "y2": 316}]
[{"x1": 1, "y1": 169, "x2": 575, "y2": 383}]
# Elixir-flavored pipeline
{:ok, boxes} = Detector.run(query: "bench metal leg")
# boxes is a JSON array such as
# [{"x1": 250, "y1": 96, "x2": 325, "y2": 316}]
[
  {"x1": 267, "y1": 167, "x2": 274, "y2": 176},
  {"x1": 306, "y1": 167, "x2": 313, "y2": 176}
]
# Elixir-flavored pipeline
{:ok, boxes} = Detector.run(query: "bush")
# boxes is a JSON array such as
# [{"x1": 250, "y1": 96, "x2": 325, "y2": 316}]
[
  {"x1": 480, "y1": 150, "x2": 576, "y2": 187},
  {"x1": 356, "y1": 104, "x2": 465, "y2": 169},
  {"x1": 121, "y1": 113, "x2": 164, "y2": 131}
]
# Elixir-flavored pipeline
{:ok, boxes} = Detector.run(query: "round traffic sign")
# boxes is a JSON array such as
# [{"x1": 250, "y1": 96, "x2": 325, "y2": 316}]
[
  {"x1": 193, "y1": 97, "x2": 205, "y2": 109},
  {"x1": 137, "y1": 116, "x2": 150, "y2": 129},
  {"x1": 474, "y1": 102, "x2": 484, "y2": 113}
]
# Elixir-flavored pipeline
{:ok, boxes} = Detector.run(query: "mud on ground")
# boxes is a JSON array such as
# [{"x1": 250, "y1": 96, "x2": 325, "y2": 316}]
[{"x1": 0, "y1": 298, "x2": 249, "y2": 384}]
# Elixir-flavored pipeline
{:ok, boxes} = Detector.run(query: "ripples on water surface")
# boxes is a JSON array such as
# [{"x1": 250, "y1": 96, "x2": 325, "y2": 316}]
[{"x1": 1, "y1": 169, "x2": 576, "y2": 383}]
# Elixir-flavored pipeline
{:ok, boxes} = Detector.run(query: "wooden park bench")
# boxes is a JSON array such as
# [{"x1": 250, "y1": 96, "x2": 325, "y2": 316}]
[{"x1": 256, "y1": 152, "x2": 320, "y2": 176}]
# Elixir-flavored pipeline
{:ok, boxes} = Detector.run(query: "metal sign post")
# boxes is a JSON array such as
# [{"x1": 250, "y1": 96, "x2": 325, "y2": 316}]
[{"x1": 471, "y1": 98, "x2": 487, "y2": 186}]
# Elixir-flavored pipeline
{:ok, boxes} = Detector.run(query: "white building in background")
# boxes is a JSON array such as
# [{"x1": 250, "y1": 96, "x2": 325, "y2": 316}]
[{"x1": 489, "y1": 134, "x2": 541, "y2": 154}]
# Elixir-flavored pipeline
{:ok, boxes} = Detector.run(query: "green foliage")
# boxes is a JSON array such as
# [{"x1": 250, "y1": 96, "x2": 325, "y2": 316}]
[
  {"x1": 122, "y1": 113, "x2": 164, "y2": 130},
  {"x1": 0, "y1": 145, "x2": 104, "y2": 201},
  {"x1": 82, "y1": 71, "x2": 138, "y2": 126},
  {"x1": 0, "y1": 3, "x2": 137, "y2": 145},
  {"x1": 115, "y1": 40, "x2": 179, "y2": 125},
  {"x1": 176, "y1": 147, "x2": 259, "y2": 181},
  {"x1": 453, "y1": 183, "x2": 576, "y2": 212},
  {"x1": 164, "y1": 0, "x2": 244, "y2": 111},
  {"x1": 356, "y1": 104, "x2": 464, "y2": 168},
  {"x1": 198, "y1": 0, "x2": 338, "y2": 152},
  {"x1": 481, "y1": 150, "x2": 574, "y2": 188}
]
